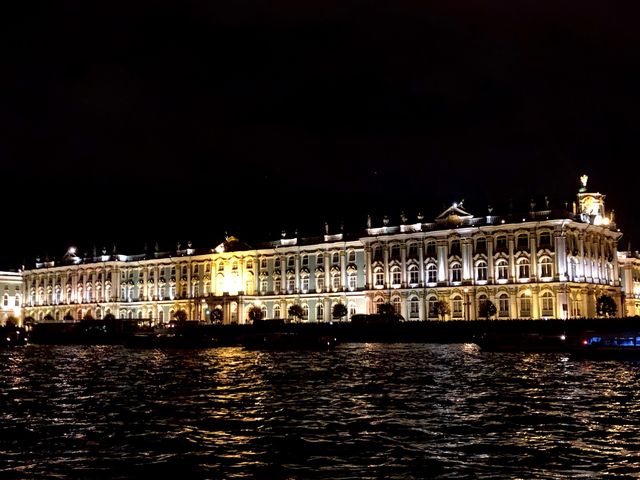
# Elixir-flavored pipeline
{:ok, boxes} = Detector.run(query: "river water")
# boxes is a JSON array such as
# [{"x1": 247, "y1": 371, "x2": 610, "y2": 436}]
[{"x1": 2, "y1": 343, "x2": 640, "y2": 479}]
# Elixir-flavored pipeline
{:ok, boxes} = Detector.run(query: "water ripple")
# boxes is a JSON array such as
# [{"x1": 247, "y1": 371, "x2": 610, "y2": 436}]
[{"x1": 2, "y1": 343, "x2": 640, "y2": 478}]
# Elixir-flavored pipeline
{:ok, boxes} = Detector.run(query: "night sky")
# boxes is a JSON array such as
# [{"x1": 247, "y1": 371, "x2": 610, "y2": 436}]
[{"x1": 2, "y1": 1, "x2": 639, "y2": 269}]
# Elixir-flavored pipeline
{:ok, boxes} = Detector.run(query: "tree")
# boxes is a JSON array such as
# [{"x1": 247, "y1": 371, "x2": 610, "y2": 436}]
[
  {"x1": 174, "y1": 309, "x2": 188, "y2": 322},
  {"x1": 211, "y1": 308, "x2": 223, "y2": 324},
  {"x1": 431, "y1": 300, "x2": 451, "y2": 320},
  {"x1": 478, "y1": 299, "x2": 497, "y2": 320},
  {"x1": 5, "y1": 316, "x2": 18, "y2": 328},
  {"x1": 596, "y1": 295, "x2": 617, "y2": 318},
  {"x1": 288, "y1": 304, "x2": 304, "y2": 322},
  {"x1": 43, "y1": 313, "x2": 54, "y2": 322},
  {"x1": 378, "y1": 302, "x2": 395, "y2": 315},
  {"x1": 63, "y1": 313, "x2": 74, "y2": 321},
  {"x1": 332, "y1": 302, "x2": 348, "y2": 321},
  {"x1": 247, "y1": 305, "x2": 264, "y2": 323},
  {"x1": 103, "y1": 313, "x2": 116, "y2": 322},
  {"x1": 83, "y1": 313, "x2": 95, "y2": 321}
]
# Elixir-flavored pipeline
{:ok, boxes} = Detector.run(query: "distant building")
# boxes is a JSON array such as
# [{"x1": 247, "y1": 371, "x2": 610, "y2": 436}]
[
  {"x1": 617, "y1": 250, "x2": 640, "y2": 317},
  {"x1": 0, "y1": 270, "x2": 23, "y2": 325},
  {"x1": 20, "y1": 177, "x2": 626, "y2": 323}
]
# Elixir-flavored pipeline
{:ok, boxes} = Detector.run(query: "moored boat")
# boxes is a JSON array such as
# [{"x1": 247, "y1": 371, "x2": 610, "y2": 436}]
[
  {"x1": 474, "y1": 331, "x2": 570, "y2": 352},
  {"x1": 570, "y1": 331, "x2": 640, "y2": 359}
]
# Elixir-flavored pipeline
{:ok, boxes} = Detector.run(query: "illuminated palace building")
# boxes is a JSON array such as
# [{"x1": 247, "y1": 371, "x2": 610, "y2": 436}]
[{"x1": 19, "y1": 177, "x2": 640, "y2": 324}]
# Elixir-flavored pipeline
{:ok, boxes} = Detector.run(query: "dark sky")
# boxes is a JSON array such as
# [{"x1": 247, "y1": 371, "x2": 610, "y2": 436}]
[{"x1": 1, "y1": 1, "x2": 639, "y2": 269}]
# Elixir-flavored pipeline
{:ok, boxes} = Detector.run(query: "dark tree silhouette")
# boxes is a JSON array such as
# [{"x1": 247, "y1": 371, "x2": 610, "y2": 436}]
[
  {"x1": 596, "y1": 295, "x2": 617, "y2": 318},
  {"x1": 332, "y1": 302, "x2": 348, "y2": 321},
  {"x1": 174, "y1": 309, "x2": 188, "y2": 322},
  {"x1": 378, "y1": 302, "x2": 395, "y2": 315},
  {"x1": 288, "y1": 304, "x2": 304, "y2": 322},
  {"x1": 478, "y1": 299, "x2": 497, "y2": 320},
  {"x1": 247, "y1": 305, "x2": 264, "y2": 323},
  {"x1": 431, "y1": 300, "x2": 451, "y2": 320}
]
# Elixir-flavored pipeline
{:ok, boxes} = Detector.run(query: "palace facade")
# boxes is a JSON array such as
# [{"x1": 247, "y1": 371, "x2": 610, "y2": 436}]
[{"x1": 19, "y1": 178, "x2": 629, "y2": 325}]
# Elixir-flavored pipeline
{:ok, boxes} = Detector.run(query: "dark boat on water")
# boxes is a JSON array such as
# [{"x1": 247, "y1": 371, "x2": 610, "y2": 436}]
[
  {"x1": 1, "y1": 325, "x2": 28, "y2": 347},
  {"x1": 474, "y1": 331, "x2": 570, "y2": 352},
  {"x1": 241, "y1": 331, "x2": 339, "y2": 350},
  {"x1": 570, "y1": 331, "x2": 640, "y2": 359}
]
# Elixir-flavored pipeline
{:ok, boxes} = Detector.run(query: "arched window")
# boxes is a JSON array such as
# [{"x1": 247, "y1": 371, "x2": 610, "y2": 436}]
[
  {"x1": 427, "y1": 296, "x2": 438, "y2": 318},
  {"x1": 375, "y1": 297, "x2": 384, "y2": 312},
  {"x1": 517, "y1": 234, "x2": 529, "y2": 250},
  {"x1": 392, "y1": 296, "x2": 402, "y2": 316},
  {"x1": 475, "y1": 237, "x2": 487, "y2": 254},
  {"x1": 498, "y1": 293, "x2": 509, "y2": 317},
  {"x1": 541, "y1": 292, "x2": 554, "y2": 316},
  {"x1": 425, "y1": 241, "x2": 436, "y2": 258},
  {"x1": 408, "y1": 265, "x2": 419, "y2": 285},
  {"x1": 391, "y1": 245, "x2": 400, "y2": 260},
  {"x1": 539, "y1": 257, "x2": 552, "y2": 278},
  {"x1": 316, "y1": 253, "x2": 324, "y2": 265},
  {"x1": 496, "y1": 258, "x2": 509, "y2": 280},
  {"x1": 302, "y1": 304, "x2": 309, "y2": 320},
  {"x1": 316, "y1": 303, "x2": 324, "y2": 321},
  {"x1": 274, "y1": 305, "x2": 281, "y2": 319},
  {"x1": 408, "y1": 244, "x2": 418, "y2": 259},
  {"x1": 159, "y1": 310, "x2": 164, "y2": 323},
  {"x1": 374, "y1": 267, "x2": 384, "y2": 287},
  {"x1": 450, "y1": 240, "x2": 461, "y2": 257},
  {"x1": 539, "y1": 232, "x2": 552, "y2": 249},
  {"x1": 409, "y1": 296, "x2": 419, "y2": 320},
  {"x1": 331, "y1": 272, "x2": 340, "y2": 290},
  {"x1": 348, "y1": 250, "x2": 356, "y2": 262},
  {"x1": 452, "y1": 295, "x2": 463, "y2": 317},
  {"x1": 332, "y1": 252, "x2": 339, "y2": 264},
  {"x1": 519, "y1": 294, "x2": 532, "y2": 318},
  {"x1": 518, "y1": 258, "x2": 530, "y2": 280},
  {"x1": 476, "y1": 261, "x2": 488, "y2": 282},
  {"x1": 391, "y1": 266, "x2": 401, "y2": 286},
  {"x1": 426, "y1": 264, "x2": 437, "y2": 283},
  {"x1": 451, "y1": 262, "x2": 462, "y2": 283}
]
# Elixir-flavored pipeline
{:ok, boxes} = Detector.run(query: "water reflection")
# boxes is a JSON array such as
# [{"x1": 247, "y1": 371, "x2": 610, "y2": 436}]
[{"x1": 1, "y1": 344, "x2": 640, "y2": 478}]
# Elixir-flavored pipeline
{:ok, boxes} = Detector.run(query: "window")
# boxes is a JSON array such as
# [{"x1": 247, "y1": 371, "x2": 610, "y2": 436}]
[
  {"x1": 391, "y1": 245, "x2": 400, "y2": 260},
  {"x1": 274, "y1": 305, "x2": 281, "y2": 319},
  {"x1": 246, "y1": 260, "x2": 253, "y2": 269},
  {"x1": 427, "y1": 264, "x2": 437, "y2": 283},
  {"x1": 274, "y1": 278, "x2": 281, "y2": 293},
  {"x1": 331, "y1": 272, "x2": 340, "y2": 289},
  {"x1": 287, "y1": 277, "x2": 295, "y2": 292},
  {"x1": 302, "y1": 255, "x2": 308, "y2": 266},
  {"x1": 408, "y1": 265, "x2": 419, "y2": 284},
  {"x1": 498, "y1": 294, "x2": 509, "y2": 317},
  {"x1": 428, "y1": 297, "x2": 438, "y2": 318},
  {"x1": 14, "y1": 295, "x2": 20, "y2": 307},
  {"x1": 476, "y1": 237, "x2": 487, "y2": 254},
  {"x1": 518, "y1": 259, "x2": 530, "y2": 280},
  {"x1": 496, "y1": 259, "x2": 508, "y2": 280},
  {"x1": 409, "y1": 296, "x2": 419, "y2": 319},
  {"x1": 260, "y1": 258, "x2": 267, "y2": 269},
  {"x1": 375, "y1": 298, "x2": 384, "y2": 313},
  {"x1": 570, "y1": 259, "x2": 578, "y2": 280},
  {"x1": 288, "y1": 256, "x2": 295, "y2": 267},
  {"x1": 317, "y1": 254, "x2": 324, "y2": 265},
  {"x1": 274, "y1": 258, "x2": 281, "y2": 268},
  {"x1": 332, "y1": 252, "x2": 339, "y2": 264},
  {"x1": 374, "y1": 267, "x2": 384, "y2": 287},
  {"x1": 451, "y1": 263, "x2": 462, "y2": 283},
  {"x1": 539, "y1": 232, "x2": 552, "y2": 248},
  {"x1": 3, "y1": 294, "x2": 7, "y2": 306},
  {"x1": 408, "y1": 244, "x2": 418, "y2": 259},
  {"x1": 517, "y1": 234, "x2": 529, "y2": 250},
  {"x1": 391, "y1": 266, "x2": 401, "y2": 285},
  {"x1": 452, "y1": 296, "x2": 463, "y2": 317},
  {"x1": 519, "y1": 295, "x2": 531, "y2": 317},
  {"x1": 496, "y1": 236, "x2": 507, "y2": 252},
  {"x1": 302, "y1": 304, "x2": 309, "y2": 320},
  {"x1": 450, "y1": 240, "x2": 461, "y2": 257},
  {"x1": 541, "y1": 292, "x2": 554, "y2": 316},
  {"x1": 260, "y1": 279, "x2": 268, "y2": 292},
  {"x1": 425, "y1": 242, "x2": 436, "y2": 258},
  {"x1": 476, "y1": 261, "x2": 488, "y2": 281},
  {"x1": 316, "y1": 303, "x2": 324, "y2": 321},
  {"x1": 302, "y1": 277, "x2": 309, "y2": 292},
  {"x1": 316, "y1": 276, "x2": 325, "y2": 292},
  {"x1": 348, "y1": 250, "x2": 356, "y2": 263},
  {"x1": 348, "y1": 274, "x2": 356, "y2": 290},
  {"x1": 539, "y1": 258, "x2": 552, "y2": 278},
  {"x1": 392, "y1": 297, "x2": 402, "y2": 315}
]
